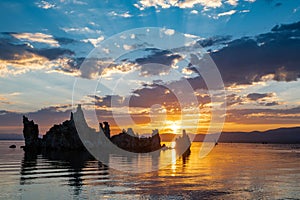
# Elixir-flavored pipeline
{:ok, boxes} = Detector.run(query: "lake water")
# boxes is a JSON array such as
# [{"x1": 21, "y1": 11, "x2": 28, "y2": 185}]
[{"x1": 0, "y1": 140, "x2": 299, "y2": 199}]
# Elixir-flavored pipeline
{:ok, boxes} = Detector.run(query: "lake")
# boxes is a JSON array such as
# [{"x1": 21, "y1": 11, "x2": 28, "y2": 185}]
[{"x1": 0, "y1": 141, "x2": 299, "y2": 199}]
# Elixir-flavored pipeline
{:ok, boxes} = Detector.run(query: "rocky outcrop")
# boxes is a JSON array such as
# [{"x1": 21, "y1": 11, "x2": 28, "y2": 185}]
[
  {"x1": 22, "y1": 105, "x2": 163, "y2": 153},
  {"x1": 23, "y1": 116, "x2": 42, "y2": 151},
  {"x1": 42, "y1": 112, "x2": 85, "y2": 150},
  {"x1": 99, "y1": 122, "x2": 110, "y2": 138},
  {"x1": 110, "y1": 129, "x2": 162, "y2": 153},
  {"x1": 175, "y1": 130, "x2": 191, "y2": 156},
  {"x1": 23, "y1": 107, "x2": 85, "y2": 151}
]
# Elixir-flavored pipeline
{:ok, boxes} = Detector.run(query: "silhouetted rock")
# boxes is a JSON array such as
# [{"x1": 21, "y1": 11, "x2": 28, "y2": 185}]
[
  {"x1": 22, "y1": 104, "x2": 163, "y2": 153},
  {"x1": 42, "y1": 111, "x2": 85, "y2": 150},
  {"x1": 175, "y1": 130, "x2": 191, "y2": 156},
  {"x1": 9, "y1": 144, "x2": 16, "y2": 148},
  {"x1": 22, "y1": 116, "x2": 42, "y2": 151},
  {"x1": 110, "y1": 129, "x2": 162, "y2": 153},
  {"x1": 22, "y1": 106, "x2": 85, "y2": 151},
  {"x1": 99, "y1": 121, "x2": 110, "y2": 138}
]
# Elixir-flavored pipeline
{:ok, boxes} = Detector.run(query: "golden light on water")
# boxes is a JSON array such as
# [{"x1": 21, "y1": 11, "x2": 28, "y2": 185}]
[{"x1": 170, "y1": 141, "x2": 176, "y2": 149}]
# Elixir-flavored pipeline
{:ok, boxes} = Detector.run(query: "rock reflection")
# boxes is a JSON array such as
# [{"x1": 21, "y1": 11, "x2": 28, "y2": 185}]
[{"x1": 20, "y1": 150, "x2": 108, "y2": 196}]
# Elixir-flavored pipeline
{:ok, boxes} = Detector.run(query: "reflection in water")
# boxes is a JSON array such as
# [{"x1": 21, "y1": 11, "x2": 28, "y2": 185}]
[
  {"x1": 20, "y1": 151, "x2": 38, "y2": 185},
  {"x1": 20, "y1": 150, "x2": 102, "y2": 197},
  {"x1": 1, "y1": 141, "x2": 299, "y2": 199}
]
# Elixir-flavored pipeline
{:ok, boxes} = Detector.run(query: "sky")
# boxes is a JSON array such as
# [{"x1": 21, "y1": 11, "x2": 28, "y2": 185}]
[{"x1": 0, "y1": 0, "x2": 300, "y2": 136}]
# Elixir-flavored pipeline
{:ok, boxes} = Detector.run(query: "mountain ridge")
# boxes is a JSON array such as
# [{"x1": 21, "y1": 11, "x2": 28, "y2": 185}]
[{"x1": 160, "y1": 126, "x2": 300, "y2": 143}]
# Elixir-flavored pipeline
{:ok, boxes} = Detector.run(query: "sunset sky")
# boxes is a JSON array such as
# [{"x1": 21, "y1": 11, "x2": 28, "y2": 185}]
[{"x1": 0, "y1": 0, "x2": 300, "y2": 136}]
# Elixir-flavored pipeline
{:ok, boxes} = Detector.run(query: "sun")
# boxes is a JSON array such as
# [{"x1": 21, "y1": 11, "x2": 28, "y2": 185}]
[{"x1": 170, "y1": 122, "x2": 180, "y2": 134}]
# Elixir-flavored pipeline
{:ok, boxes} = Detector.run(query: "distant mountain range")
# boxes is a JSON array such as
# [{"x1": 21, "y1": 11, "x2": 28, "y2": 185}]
[
  {"x1": 160, "y1": 127, "x2": 300, "y2": 144},
  {"x1": 0, "y1": 134, "x2": 24, "y2": 140},
  {"x1": 1, "y1": 127, "x2": 300, "y2": 143}
]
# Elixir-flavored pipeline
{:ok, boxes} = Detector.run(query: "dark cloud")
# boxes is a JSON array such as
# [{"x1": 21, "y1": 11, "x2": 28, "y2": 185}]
[
  {"x1": 0, "y1": 38, "x2": 29, "y2": 60},
  {"x1": 130, "y1": 84, "x2": 179, "y2": 108},
  {"x1": 89, "y1": 86, "x2": 180, "y2": 110},
  {"x1": 54, "y1": 37, "x2": 77, "y2": 45},
  {"x1": 209, "y1": 21, "x2": 300, "y2": 85},
  {"x1": 134, "y1": 48, "x2": 182, "y2": 76},
  {"x1": 0, "y1": 36, "x2": 74, "y2": 61},
  {"x1": 29, "y1": 48, "x2": 74, "y2": 60},
  {"x1": 67, "y1": 57, "x2": 85, "y2": 69},
  {"x1": 271, "y1": 21, "x2": 300, "y2": 32},
  {"x1": 265, "y1": 101, "x2": 280, "y2": 106},
  {"x1": 89, "y1": 78, "x2": 212, "y2": 111},
  {"x1": 247, "y1": 93, "x2": 273, "y2": 101},
  {"x1": 196, "y1": 35, "x2": 232, "y2": 48},
  {"x1": 225, "y1": 94, "x2": 244, "y2": 107},
  {"x1": 89, "y1": 95, "x2": 125, "y2": 107}
]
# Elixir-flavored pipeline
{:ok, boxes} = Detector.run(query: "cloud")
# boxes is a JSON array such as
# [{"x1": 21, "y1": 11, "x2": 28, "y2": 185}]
[
  {"x1": 0, "y1": 96, "x2": 11, "y2": 105},
  {"x1": 227, "y1": 106, "x2": 300, "y2": 124},
  {"x1": 123, "y1": 44, "x2": 133, "y2": 50},
  {"x1": 245, "y1": 93, "x2": 281, "y2": 106},
  {"x1": 240, "y1": 10, "x2": 250, "y2": 13},
  {"x1": 0, "y1": 35, "x2": 75, "y2": 77},
  {"x1": 208, "y1": 21, "x2": 300, "y2": 85},
  {"x1": 70, "y1": 48, "x2": 183, "y2": 79},
  {"x1": 108, "y1": 11, "x2": 133, "y2": 18},
  {"x1": 190, "y1": 10, "x2": 199, "y2": 14},
  {"x1": 217, "y1": 10, "x2": 237, "y2": 17},
  {"x1": 273, "y1": 66, "x2": 298, "y2": 82},
  {"x1": 226, "y1": 0, "x2": 238, "y2": 6},
  {"x1": 133, "y1": 48, "x2": 182, "y2": 76},
  {"x1": 265, "y1": 101, "x2": 280, "y2": 106},
  {"x1": 89, "y1": 95, "x2": 125, "y2": 108},
  {"x1": 179, "y1": 0, "x2": 223, "y2": 8},
  {"x1": 35, "y1": 1, "x2": 56, "y2": 9},
  {"x1": 11, "y1": 32, "x2": 59, "y2": 47},
  {"x1": 61, "y1": 27, "x2": 102, "y2": 34},
  {"x1": 162, "y1": 28, "x2": 175, "y2": 36},
  {"x1": 135, "y1": 0, "x2": 256, "y2": 10},
  {"x1": 82, "y1": 36, "x2": 105, "y2": 47},
  {"x1": 72, "y1": 0, "x2": 88, "y2": 5},
  {"x1": 135, "y1": 0, "x2": 224, "y2": 10},
  {"x1": 225, "y1": 94, "x2": 244, "y2": 107},
  {"x1": 271, "y1": 21, "x2": 300, "y2": 32},
  {"x1": 197, "y1": 35, "x2": 232, "y2": 47},
  {"x1": 54, "y1": 37, "x2": 77, "y2": 45},
  {"x1": 31, "y1": 48, "x2": 74, "y2": 60},
  {"x1": 246, "y1": 93, "x2": 273, "y2": 101}
]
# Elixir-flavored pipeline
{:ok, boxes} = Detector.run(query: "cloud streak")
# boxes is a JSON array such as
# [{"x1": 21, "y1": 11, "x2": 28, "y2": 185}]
[{"x1": 11, "y1": 33, "x2": 60, "y2": 47}]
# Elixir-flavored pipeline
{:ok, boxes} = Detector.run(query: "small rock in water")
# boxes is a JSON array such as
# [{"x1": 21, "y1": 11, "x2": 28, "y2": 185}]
[{"x1": 9, "y1": 144, "x2": 16, "y2": 148}]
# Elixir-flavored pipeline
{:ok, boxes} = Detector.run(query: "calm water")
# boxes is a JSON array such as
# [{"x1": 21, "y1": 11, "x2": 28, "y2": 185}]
[{"x1": 0, "y1": 141, "x2": 299, "y2": 200}]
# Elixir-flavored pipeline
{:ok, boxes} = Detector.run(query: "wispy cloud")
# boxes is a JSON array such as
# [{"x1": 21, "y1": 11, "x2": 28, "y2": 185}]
[
  {"x1": 11, "y1": 33, "x2": 59, "y2": 47},
  {"x1": 108, "y1": 11, "x2": 133, "y2": 18},
  {"x1": 35, "y1": 0, "x2": 56, "y2": 9},
  {"x1": 134, "y1": 0, "x2": 252, "y2": 10},
  {"x1": 217, "y1": 9, "x2": 237, "y2": 17},
  {"x1": 61, "y1": 27, "x2": 102, "y2": 34}
]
